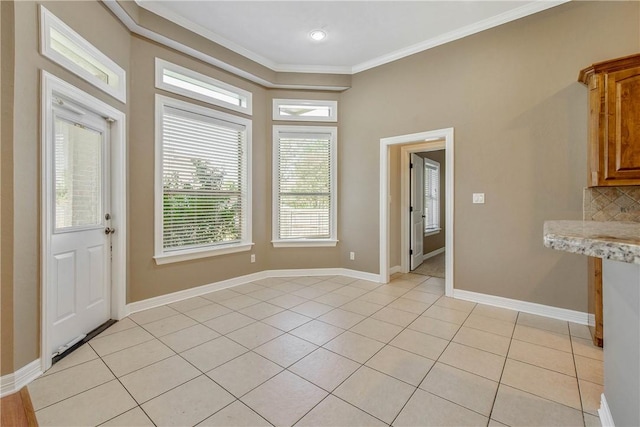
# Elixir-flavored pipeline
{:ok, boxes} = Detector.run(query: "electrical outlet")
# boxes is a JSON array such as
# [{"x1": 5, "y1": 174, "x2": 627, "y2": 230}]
[
  {"x1": 472, "y1": 193, "x2": 485, "y2": 204},
  {"x1": 349, "y1": 252, "x2": 355, "y2": 260},
  {"x1": 250, "y1": 254, "x2": 256, "y2": 263}
]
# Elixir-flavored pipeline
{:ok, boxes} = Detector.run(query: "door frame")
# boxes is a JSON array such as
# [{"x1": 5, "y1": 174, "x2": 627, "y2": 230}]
[
  {"x1": 40, "y1": 71, "x2": 127, "y2": 371},
  {"x1": 379, "y1": 128, "x2": 454, "y2": 297}
]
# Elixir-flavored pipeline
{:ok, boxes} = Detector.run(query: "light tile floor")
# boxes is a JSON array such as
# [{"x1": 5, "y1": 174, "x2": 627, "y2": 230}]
[{"x1": 29, "y1": 274, "x2": 604, "y2": 426}]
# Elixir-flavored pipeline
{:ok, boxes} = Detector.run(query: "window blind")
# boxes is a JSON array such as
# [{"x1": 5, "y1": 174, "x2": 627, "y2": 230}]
[
  {"x1": 277, "y1": 132, "x2": 332, "y2": 240},
  {"x1": 424, "y1": 161, "x2": 440, "y2": 231},
  {"x1": 161, "y1": 105, "x2": 246, "y2": 251}
]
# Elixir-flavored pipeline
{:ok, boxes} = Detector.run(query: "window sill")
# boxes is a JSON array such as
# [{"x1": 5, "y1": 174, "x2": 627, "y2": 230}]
[
  {"x1": 154, "y1": 242, "x2": 254, "y2": 265},
  {"x1": 272, "y1": 239, "x2": 338, "y2": 248},
  {"x1": 424, "y1": 229, "x2": 441, "y2": 237}
]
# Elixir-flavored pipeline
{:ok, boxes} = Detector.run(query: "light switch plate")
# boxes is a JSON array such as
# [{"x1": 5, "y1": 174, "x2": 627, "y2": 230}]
[{"x1": 473, "y1": 193, "x2": 485, "y2": 204}]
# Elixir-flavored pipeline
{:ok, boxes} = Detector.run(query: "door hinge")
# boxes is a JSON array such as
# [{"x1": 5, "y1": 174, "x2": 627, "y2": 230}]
[
  {"x1": 410, "y1": 206, "x2": 413, "y2": 212},
  {"x1": 410, "y1": 249, "x2": 413, "y2": 255},
  {"x1": 410, "y1": 163, "x2": 414, "y2": 169}
]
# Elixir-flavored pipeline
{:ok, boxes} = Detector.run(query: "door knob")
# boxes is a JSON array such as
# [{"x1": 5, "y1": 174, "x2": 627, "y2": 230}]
[{"x1": 104, "y1": 227, "x2": 115, "y2": 235}]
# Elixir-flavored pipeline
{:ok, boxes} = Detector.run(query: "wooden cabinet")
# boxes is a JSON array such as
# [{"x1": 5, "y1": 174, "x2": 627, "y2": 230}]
[{"x1": 579, "y1": 54, "x2": 640, "y2": 187}]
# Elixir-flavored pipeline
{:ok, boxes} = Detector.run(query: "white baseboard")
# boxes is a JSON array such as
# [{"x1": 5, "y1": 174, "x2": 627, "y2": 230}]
[
  {"x1": 0, "y1": 359, "x2": 42, "y2": 398},
  {"x1": 423, "y1": 247, "x2": 445, "y2": 261},
  {"x1": 389, "y1": 265, "x2": 402, "y2": 275},
  {"x1": 588, "y1": 313, "x2": 596, "y2": 327},
  {"x1": 598, "y1": 394, "x2": 615, "y2": 427},
  {"x1": 126, "y1": 268, "x2": 381, "y2": 315},
  {"x1": 453, "y1": 289, "x2": 590, "y2": 325}
]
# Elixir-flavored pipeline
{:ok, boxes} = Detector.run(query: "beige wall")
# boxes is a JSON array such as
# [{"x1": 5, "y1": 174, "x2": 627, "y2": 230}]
[
  {"x1": 421, "y1": 150, "x2": 446, "y2": 255},
  {"x1": 340, "y1": 1, "x2": 640, "y2": 311}
]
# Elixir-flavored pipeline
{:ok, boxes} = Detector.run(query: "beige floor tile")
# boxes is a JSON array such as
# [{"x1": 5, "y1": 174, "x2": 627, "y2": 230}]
[
  {"x1": 168, "y1": 296, "x2": 212, "y2": 313},
  {"x1": 371, "y1": 306, "x2": 419, "y2": 327},
  {"x1": 572, "y1": 337, "x2": 604, "y2": 361},
  {"x1": 464, "y1": 313, "x2": 515, "y2": 338},
  {"x1": 201, "y1": 288, "x2": 242, "y2": 303},
  {"x1": 394, "y1": 388, "x2": 489, "y2": 426},
  {"x1": 142, "y1": 375, "x2": 235, "y2": 426},
  {"x1": 290, "y1": 300, "x2": 335, "y2": 318},
  {"x1": 314, "y1": 292, "x2": 354, "y2": 307},
  {"x1": 241, "y1": 371, "x2": 327, "y2": 426},
  {"x1": 387, "y1": 297, "x2": 431, "y2": 314},
  {"x1": 233, "y1": 282, "x2": 266, "y2": 294},
  {"x1": 453, "y1": 326, "x2": 511, "y2": 356},
  {"x1": 340, "y1": 299, "x2": 384, "y2": 316},
  {"x1": 35, "y1": 380, "x2": 136, "y2": 427},
  {"x1": 199, "y1": 401, "x2": 271, "y2": 426},
  {"x1": 512, "y1": 324, "x2": 572, "y2": 352},
  {"x1": 333, "y1": 366, "x2": 414, "y2": 424},
  {"x1": 271, "y1": 282, "x2": 306, "y2": 293},
  {"x1": 119, "y1": 355, "x2": 200, "y2": 403},
  {"x1": 569, "y1": 322, "x2": 593, "y2": 340},
  {"x1": 218, "y1": 294, "x2": 262, "y2": 310},
  {"x1": 439, "y1": 342, "x2": 505, "y2": 381},
  {"x1": 491, "y1": 385, "x2": 584, "y2": 427},
  {"x1": 408, "y1": 316, "x2": 460, "y2": 340},
  {"x1": 142, "y1": 313, "x2": 198, "y2": 337},
  {"x1": 254, "y1": 333, "x2": 318, "y2": 367},
  {"x1": 181, "y1": 336, "x2": 248, "y2": 372},
  {"x1": 101, "y1": 407, "x2": 154, "y2": 427},
  {"x1": 29, "y1": 358, "x2": 115, "y2": 410},
  {"x1": 238, "y1": 302, "x2": 284, "y2": 320},
  {"x1": 206, "y1": 351, "x2": 282, "y2": 397},
  {"x1": 89, "y1": 326, "x2": 155, "y2": 357},
  {"x1": 401, "y1": 290, "x2": 440, "y2": 305},
  {"x1": 414, "y1": 279, "x2": 445, "y2": 295},
  {"x1": 517, "y1": 312, "x2": 569, "y2": 335},
  {"x1": 290, "y1": 320, "x2": 345, "y2": 346},
  {"x1": 349, "y1": 279, "x2": 381, "y2": 290},
  {"x1": 488, "y1": 419, "x2": 509, "y2": 427},
  {"x1": 102, "y1": 337, "x2": 175, "y2": 376},
  {"x1": 330, "y1": 276, "x2": 360, "y2": 286},
  {"x1": 423, "y1": 305, "x2": 469, "y2": 325},
  {"x1": 333, "y1": 286, "x2": 370, "y2": 298},
  {"x1": 508, "y1": 339, "x2": 576, "y2": 376},
  {"x1": 289, "y1": 348, "x2": 360, "y2": 392},
  {"x1": 261, "y1": 310, "x2": 312, "y2": 331},
  {"x1": 41, "y1": 344, "x2": 98, "y2": 377},
  {"x1": 472, "y1": 304, "x2": 518, "y2": 323},
  {"x1": 246, "y1": 287, "x2": 285, "y2": 301},
  {"x1": 501, "y1": 359, "x2": 581, "y2": 409},
  {"x1": 318, "y1": 308, "x2": 366, "y2": 329},
  {"x1": 203, "y1": 312, "x2": 255, "y2": 335},
  {"x1": 268, "y1": 293, "x2": 308, "y2": 309},
  {"x1": 226, "y1": 322, "x2": 283, "y2": 349},
  {"x1": 290, "y1": 276, "x2": 325, "y2": 286},
  {"x1": 580, "y1": 379, "x2": 604, "y2": 416},
  {"x1": 324, "y1": 331, "x2": 385, "y2": 363},
  {"x1": 185, "y1": 302, "x2": 233, "y2": 322},
  {"x1": 419, "y1": 363, "x2": 498, "y2": 416},
  {"x1": 366, "y1": 345, "x2": 434, "y2": 386},
  {"x1": 386, "y1": 279, "x2": 418, "y2": 290},
  {"x1": 357, "y1": 291, "x2": 398, "y2": 305},
  {"x1": 375, "y1": 285, "x2": 410, "y2": 298},
  {"x1": 95, "y1": 317, "x2": 137, "y2": 338},
  {"x1": 584, "y1": 412, "x2": 602, "y2": 427},
  {"x1": 350, "y1": 318, "x2": 403, "y2": 343},
  {"x1": 297, "y1": 394, "x2": 387, "y2": 427},
  {"x1": 575, "y1": 355, "x2": 604, "y2": 385},
  {"x1": 390, "y1": 329, "x2": 449, "y2": 360},
  {"x1": 159, "y1": 323, "x2": 220, "y2": 353},
  {"x1": 434, "y1": 296, "x2": 476, "y2": 313},
  {"x1": 312, "y1": 281, "x2": 344, "y2": 293},
  {"x1": 294, "y1": 286, "x2": 329, "y2": 299},
  {"x1": 129, "y1": 306, "x2": 179, "y2": 325}
]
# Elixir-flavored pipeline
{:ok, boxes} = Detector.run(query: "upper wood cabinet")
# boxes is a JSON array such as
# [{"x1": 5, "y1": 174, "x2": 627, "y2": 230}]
[{"x1": 579, "y1": 54, "x2": 640, "y2": 187}]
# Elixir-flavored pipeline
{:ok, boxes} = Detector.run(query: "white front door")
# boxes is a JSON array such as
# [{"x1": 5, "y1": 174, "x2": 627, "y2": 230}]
[
  {"x1": 48, "y1": 100, "x2": 111, "y2": 357},
  {"x1": 410, "y1": 154, "x2": 424, "y2": 270}
]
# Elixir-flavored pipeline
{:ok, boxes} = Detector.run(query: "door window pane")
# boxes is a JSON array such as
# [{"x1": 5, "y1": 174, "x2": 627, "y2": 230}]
[{"x1": 54, "y1": 117, "x2": 103, "y2": 230}]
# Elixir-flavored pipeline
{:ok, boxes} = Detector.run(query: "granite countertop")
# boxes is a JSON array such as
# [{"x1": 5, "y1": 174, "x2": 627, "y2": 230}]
[{"x1": 544, "y1": 220, "x2": 640, "y2": 264}]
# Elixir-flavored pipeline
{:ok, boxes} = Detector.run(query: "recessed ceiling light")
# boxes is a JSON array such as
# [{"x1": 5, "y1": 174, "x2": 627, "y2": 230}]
[{"x1": 309, "y1": 30, "x2": 326, "y2": 41}]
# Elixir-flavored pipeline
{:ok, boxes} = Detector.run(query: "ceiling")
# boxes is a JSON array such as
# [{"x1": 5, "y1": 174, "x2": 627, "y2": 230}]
[{"x1": 136, "y1": 1, "x2": 567, "y2": 75}]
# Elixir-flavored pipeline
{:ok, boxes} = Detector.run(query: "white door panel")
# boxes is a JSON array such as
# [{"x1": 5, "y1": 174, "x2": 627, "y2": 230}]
[{"x1": 410, "y1": 154, "x2": 424, "y2": 270}]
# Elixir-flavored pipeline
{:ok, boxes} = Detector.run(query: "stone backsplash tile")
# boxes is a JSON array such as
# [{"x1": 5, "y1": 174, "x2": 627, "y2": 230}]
[{"x1": 584, "y1": 187, "x2": 640, "y2": 222}]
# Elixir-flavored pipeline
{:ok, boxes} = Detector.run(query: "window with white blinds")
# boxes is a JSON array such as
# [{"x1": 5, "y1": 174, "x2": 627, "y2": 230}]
[
  {"x1": 273, "y1": 126, "x2": 337, "y2": 247},
  {"x1": 424, "y1": 158, "x2": 440, "y2": 232},
  {"x1": 155, "y1": 95, "x2": 252, "y2": 264}
]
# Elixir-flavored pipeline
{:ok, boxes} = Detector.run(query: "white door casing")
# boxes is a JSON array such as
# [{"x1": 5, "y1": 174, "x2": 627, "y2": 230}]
[{"x1": 410, "y1": 154, "x2": 424, "y2": 270}]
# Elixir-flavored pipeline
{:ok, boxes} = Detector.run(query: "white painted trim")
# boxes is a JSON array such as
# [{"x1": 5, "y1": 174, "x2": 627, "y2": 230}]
[
  {"x1": 453, "y1": 289, "x2": 590, "y2": 325},
  {"x1": 126, "y1": 268, "x2": 381, "y2": 315},
  {"x1": 598, "y1": 394, "x2": 615, "y2": 427},
  {"x1": 41, "y1": 71, "x2": 127, "y2": 373},
  {"x1": 389, "y1": 265, "x2": 402, "y2": 275},
  {"x1": 588, "y1": 313, "x2": 596, "y2": 327},
  {"x1": 272, "y1": 99, "x2": 338, "y2": 122},
  {"x1": 381, "y1": 129, "x2": 454, "y2": 298},
  {"x1": 0, "y1": 360, "x2": 42, "y2": 398},
  {"x1": 272, "y1": 240, "x2": 339, "y2": 248},
  {"x1": 423, "y1": 247, "x2": 445, "y2": 261}
]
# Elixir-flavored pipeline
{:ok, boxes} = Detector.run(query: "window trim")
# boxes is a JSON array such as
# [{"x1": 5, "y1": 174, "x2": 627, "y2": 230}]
[
  {"x1": 154, "y1": 95, "x2": 253, "y2": 264},
  {"x1": 272, "y1": 99, "x2": 338, "y2": 122},
  {"x1": 155, "y1": 58, "x2": 253, "y2": 115},
  {"x1": 424, "y1": 158, "x2": 441, "y2": 234},
  {"x1": 272, "y1": 125, "x2": 338, "y2": 248},
  {"x1": 39, "y1": 6, "x2": 127, "y2": 103}
]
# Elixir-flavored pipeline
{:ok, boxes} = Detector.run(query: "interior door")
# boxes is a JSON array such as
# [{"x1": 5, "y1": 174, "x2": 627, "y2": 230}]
[
  {"x1": 410, "y1": 154, "x2": 424, "y2": 270},
  {"x1": 48, "y1": 101, "x2": 111, "y2": 357}
]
